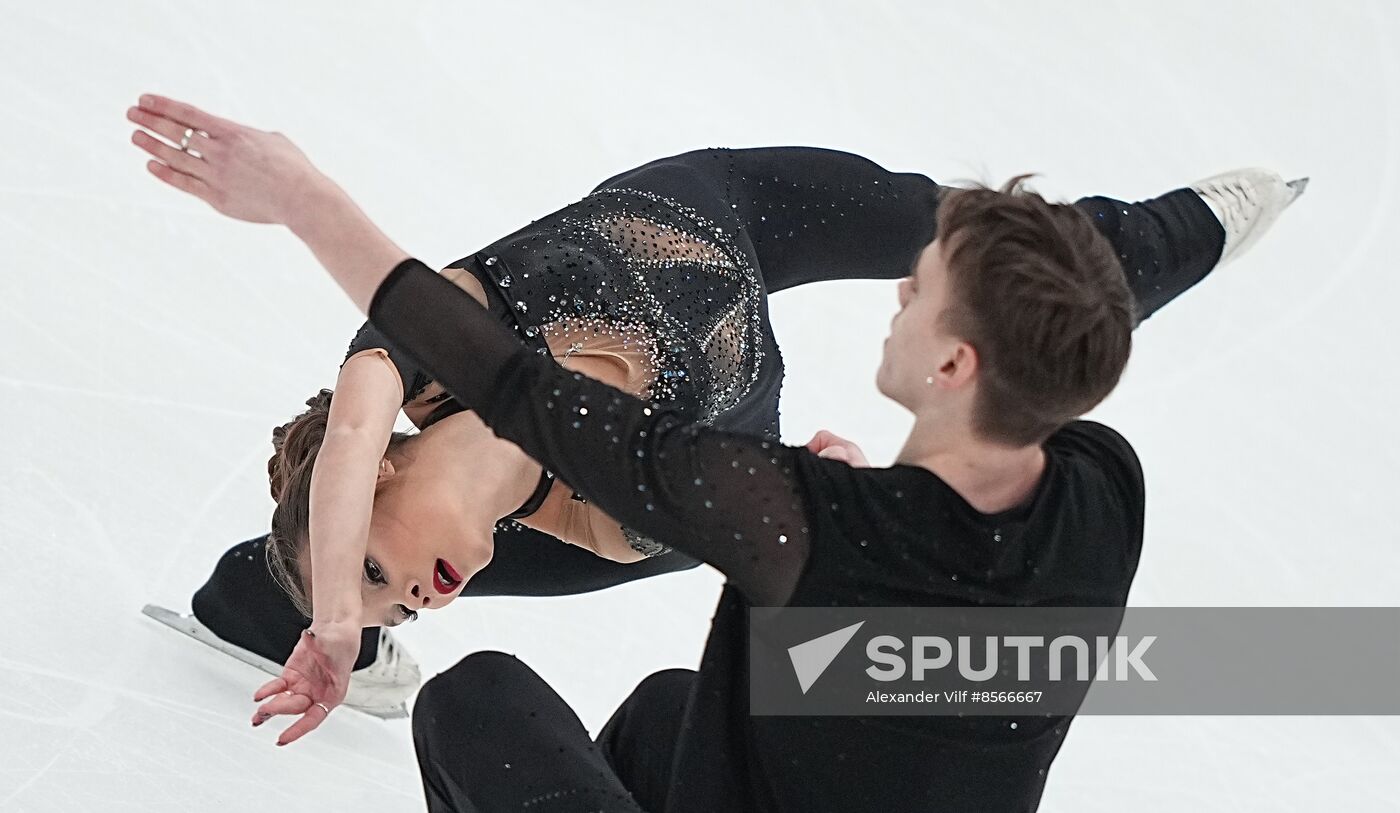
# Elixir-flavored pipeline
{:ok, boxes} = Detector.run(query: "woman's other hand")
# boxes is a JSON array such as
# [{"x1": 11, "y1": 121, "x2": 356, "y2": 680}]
[
  {"x1": 250, "y1": 622, "x2": 360, "y2": 746},
  {"x1": 126, "y1": 93, "x2": 326, "y2": 226},
  {"x1": 805, "y1": 430, "x2": 872, "y2": 468}
]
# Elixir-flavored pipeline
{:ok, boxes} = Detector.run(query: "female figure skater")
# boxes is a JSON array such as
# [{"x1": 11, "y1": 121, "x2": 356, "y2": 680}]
[{"x1": 126, "y1": 95, "x2": 1298, "y2": 730}]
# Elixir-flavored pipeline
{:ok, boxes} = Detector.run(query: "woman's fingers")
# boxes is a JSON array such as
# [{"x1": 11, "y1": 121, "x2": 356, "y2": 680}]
[
  {"x1": 125, "y1": 105, "x2": 184, "y2": 143},
  {"x1": 252, "y1": 691, "x2": 312, "y2": 724},
  {"x1": 143, "y1": 158, "x2": 214, "y2": 202},
  {"x1": 126, "y1": 106, "x2": 218, "y2": 157},
  {"x1": 130, "y1": 128, "x2": 206, "y2": 178},
  {"x1": 253, "y1": 676, "x2": 289, "y2": 702},
  {"x1": 137, "y1": 93, "x2": 236, "y2": 139},
  {"x1": 275, "y1": 705, "x2": 331, "y2": 747}
]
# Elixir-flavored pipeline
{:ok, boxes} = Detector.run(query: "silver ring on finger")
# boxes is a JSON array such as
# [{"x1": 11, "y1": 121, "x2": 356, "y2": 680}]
[
  {"x1": 315, "y1": 702, "x2": 330, "y2": 714},
  {"x1": 179, "y1": 127, "x2": 208, "y2": 159}
]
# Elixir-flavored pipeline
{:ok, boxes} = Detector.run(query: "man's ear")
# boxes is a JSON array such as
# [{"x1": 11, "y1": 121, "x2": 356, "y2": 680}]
[
  {"x1": 376, "y1": 457, "x2": 396, "y2": 484},
  {"x1": 942, "y1": 341, "x2": 979, "y2": 388}
]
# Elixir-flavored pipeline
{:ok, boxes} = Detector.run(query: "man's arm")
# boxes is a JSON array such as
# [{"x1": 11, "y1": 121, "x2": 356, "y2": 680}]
[{"x1": 369, "y1": 257, "x2": 816, "y2": 606}]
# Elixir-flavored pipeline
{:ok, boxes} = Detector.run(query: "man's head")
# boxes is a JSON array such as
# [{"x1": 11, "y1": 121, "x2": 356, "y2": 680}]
[{"x1": 877, "y1": 179, "x2": 1135, "y2": 447}]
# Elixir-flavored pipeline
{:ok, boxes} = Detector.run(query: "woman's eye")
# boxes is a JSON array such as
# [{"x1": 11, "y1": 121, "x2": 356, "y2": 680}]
[
  {"x1": 397, "y1": 605, "x2": 418, "y2": 622},
  {"x1": 363, "y1": 559, "x2": 384, "y2": 584}
]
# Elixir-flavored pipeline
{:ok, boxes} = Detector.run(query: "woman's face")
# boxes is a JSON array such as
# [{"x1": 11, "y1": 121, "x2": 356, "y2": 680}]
[{"x1": 349, "y1": 475, "x2": 493, "y2": 628}]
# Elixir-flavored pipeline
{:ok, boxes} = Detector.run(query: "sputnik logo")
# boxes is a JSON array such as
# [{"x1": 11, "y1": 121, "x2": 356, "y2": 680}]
[{"x1": 787, "y1": 621, "x2": 865, "y2": 694}]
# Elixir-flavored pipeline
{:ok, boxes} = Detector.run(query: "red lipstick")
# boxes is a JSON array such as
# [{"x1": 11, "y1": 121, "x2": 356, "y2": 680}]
[{"x1": 432, "y1": 558, "x2": 463, "y2": 594}]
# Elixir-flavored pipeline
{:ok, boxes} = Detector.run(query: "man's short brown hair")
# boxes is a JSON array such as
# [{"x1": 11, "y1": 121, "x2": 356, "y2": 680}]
[{"x1": 935, "y1": 178, "x2": 1135, "y2": 446}]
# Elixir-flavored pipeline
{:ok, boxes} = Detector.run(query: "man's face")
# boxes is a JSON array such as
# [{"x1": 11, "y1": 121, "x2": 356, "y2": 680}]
[{"x1": 876, "y1": 239, "x2": 965, "y2": 408}]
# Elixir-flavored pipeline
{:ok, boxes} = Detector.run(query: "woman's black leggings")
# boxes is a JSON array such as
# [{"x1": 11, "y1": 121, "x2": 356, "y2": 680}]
[{"x1": 191, "y1": 148, "x2": 1223, "y2": 670}]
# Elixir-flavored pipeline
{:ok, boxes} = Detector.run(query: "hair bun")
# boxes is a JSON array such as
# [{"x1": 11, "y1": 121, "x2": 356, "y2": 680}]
[{"x1": 268, "y1": 389, "x2": 334, "y2": 501}]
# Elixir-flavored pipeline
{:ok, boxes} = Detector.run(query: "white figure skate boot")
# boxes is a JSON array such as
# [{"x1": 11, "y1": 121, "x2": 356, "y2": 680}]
[{"x1": 1191, "y1": 169, "x2": 1308, "y2": 267}]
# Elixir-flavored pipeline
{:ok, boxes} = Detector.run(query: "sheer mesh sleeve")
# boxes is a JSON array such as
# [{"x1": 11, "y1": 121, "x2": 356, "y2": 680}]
[{"x1": 370, "y1": 258, "x2": 814, "y2": 606}]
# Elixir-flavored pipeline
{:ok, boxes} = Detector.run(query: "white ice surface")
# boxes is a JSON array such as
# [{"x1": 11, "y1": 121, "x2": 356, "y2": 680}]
[{"x1": 2, "y1": 1, "x2": 1398, "y2": 810}]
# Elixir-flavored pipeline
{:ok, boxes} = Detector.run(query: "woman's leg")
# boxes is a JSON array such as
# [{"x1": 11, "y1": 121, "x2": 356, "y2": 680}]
[
  {"x1": 598, "y1": 147, "x2": 1224, "y2": 322},
  {"x1": 412, "y1": 651, "x2": 647, "y2": 813},
  {"x1": 1072, "y1": 189, "x2": 1224, "y2": 323},
  {"x1": 190, "y1": 536, "x2": 380, "y2": 669}
]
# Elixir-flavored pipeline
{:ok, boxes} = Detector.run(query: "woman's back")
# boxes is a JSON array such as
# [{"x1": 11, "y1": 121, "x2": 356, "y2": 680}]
[{"x1": 353, "y1": 182, "x2": 783, "y2": 443}]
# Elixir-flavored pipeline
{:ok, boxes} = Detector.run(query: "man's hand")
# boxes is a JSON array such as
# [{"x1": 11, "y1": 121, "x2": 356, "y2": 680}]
[{"x1": 805, "y1": 430, "x2": 872, "y2": 467}]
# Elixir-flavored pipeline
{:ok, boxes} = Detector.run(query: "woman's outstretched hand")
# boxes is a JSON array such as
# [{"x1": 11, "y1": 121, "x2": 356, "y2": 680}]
[
  {"x1": 251, "y1": 622, "x2": 361, "y2": 746},
  {"x1": 805, "y1": 430, "x2": 872, "y2": 468},
  {"x1": 126, "y1": 93, "x2": 325, "y2": 226}
]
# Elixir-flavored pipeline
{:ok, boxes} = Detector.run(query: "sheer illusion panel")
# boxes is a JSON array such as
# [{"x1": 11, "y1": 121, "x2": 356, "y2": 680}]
[
  {"x1": 596, "y1": 215, "x2": 734, "y2": 268},
  {"x1": 550, "y1": 212, "x2": 763, "y2": 560},
  {"x1": 591, "y1": 212, "x2": 759, "y2": 417},
  {"x1": 371, "y1": 259, "x2": 813, "y2": 607},
  {"x1": 540, "y1": 316, "x2": 659, "y2": 398},
  {"x1": 699, "y1": 306, "x2": 749, "y2": 412},
  {"x1": 590, "y1": 147, "x2": 946, "y2": 292}
]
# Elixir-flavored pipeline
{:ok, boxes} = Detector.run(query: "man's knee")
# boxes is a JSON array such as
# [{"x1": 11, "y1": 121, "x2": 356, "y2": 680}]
[
  {"x1": 628, "y1": 668, "x2": 695, "y2": 707},
  {"x1": 601, "y1": 667, "x2": 695, "y2": 746},
  {"x1": 412, "y1": 651, "x2": 535, "y2": 738}
]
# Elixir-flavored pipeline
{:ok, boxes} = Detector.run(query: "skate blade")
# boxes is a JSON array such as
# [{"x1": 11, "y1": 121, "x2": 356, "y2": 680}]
[
  {"x1": 141, "y1": 604, "x2": 408, "y2": 721},
  {"x1": 350, "y1": 702, "x2": 409, "y2": 720}
]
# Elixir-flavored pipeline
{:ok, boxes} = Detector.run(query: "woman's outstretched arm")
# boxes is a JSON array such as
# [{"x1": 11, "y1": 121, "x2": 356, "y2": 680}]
[
  {"x1": 245, "y1": 352, "x2": 404, "y2": 741},
  {"x1": 126, "y1": 95, "x2": 428, "y2": 743}
]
